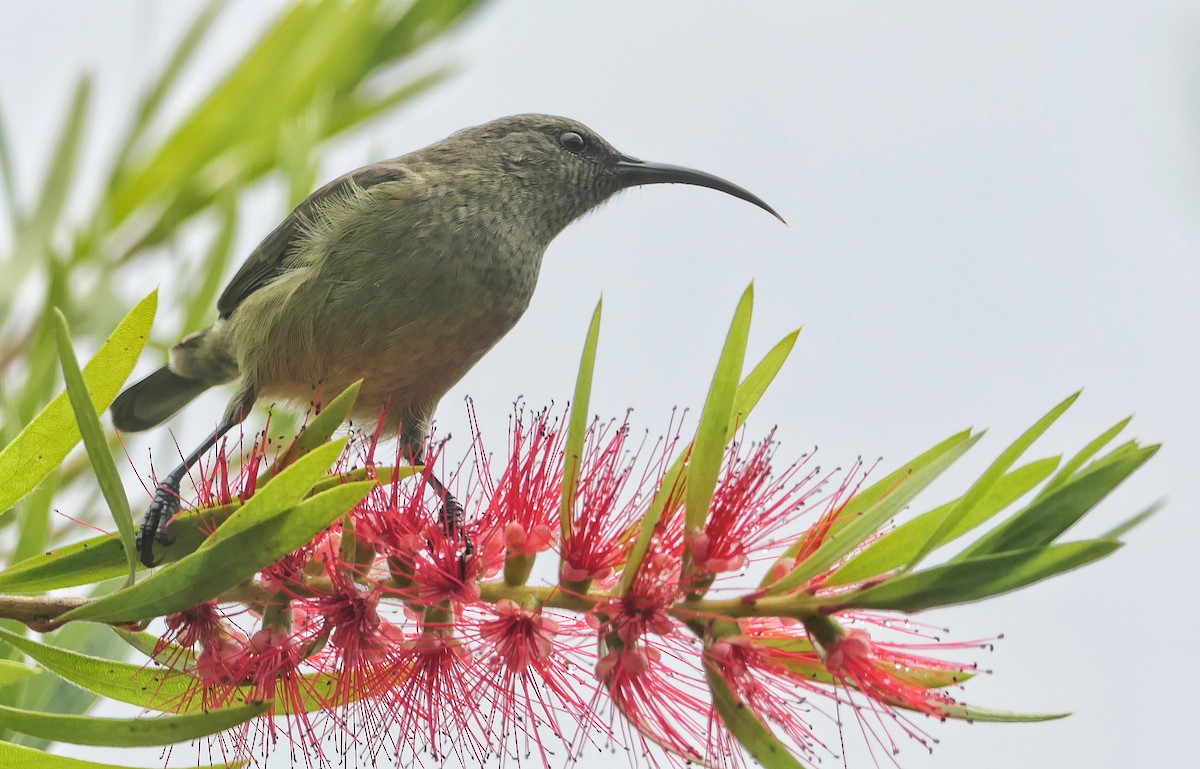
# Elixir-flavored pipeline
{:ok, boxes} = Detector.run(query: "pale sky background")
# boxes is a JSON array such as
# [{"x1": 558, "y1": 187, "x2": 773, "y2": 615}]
[{"x1": 2, "y1": 1, "x2": 1198, "y2": 768}]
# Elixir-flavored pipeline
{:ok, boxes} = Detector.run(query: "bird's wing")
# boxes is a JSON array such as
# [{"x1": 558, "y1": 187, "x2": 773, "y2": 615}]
[{"x1": 217, "y1": 163, "x2": 405, "y2": 319}]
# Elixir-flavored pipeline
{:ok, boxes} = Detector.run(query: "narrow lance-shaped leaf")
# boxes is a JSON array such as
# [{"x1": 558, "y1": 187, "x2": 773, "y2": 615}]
[
  {"x1": 561, "y1": 298, "x2": 602, "y2": 544},
  {"x1": 844, "y1": 540, "x2": 1121, "y2": 612},
  {"x1": 1103, "y1": 500, "x2": 1164, "y2": 540},
  {"x1": 0, "y1": 626, "x2": 198, "y2": 712},
  {"x1": 0, "y1": 100, "x2": 20, "y2": 229},
  {"x1": 1034, "y1": 416, "x2": 1131, "y2": 501},
  {"x1": 620, "y1": 324, "x2": 799, "y2": 593},
  {"x1": 903, "y1": 392, "x2": 1080, "y2": 571},
  {"x1": 0, "y1": 503, "x2": 236, "y2": 594},
  {"x1": 764, "y1": 428, "x2": 978, "y2": 582},
  {"x1": 938, "y1": 702, "x2": 1069, "y2": 723},
  {"x1": 53, "y1": 309, "x2": 137, "y2": 582},
  {"x1": 0, "y1": 659, "x2": 40, "y2": 688},
  {"x1": 182, "y1": 192, "x2": 238, "y2": 334},
  {"x1": 61, "y1": 441, "x2": 369, "y2": 623},
  {"x1": 0, "y1": 740, "x2": 247, "y2": 769},
  {"x1": 63, "y1": 479, "x2": 374, "y2": 622},
  {"x1": 706, "y1": 663, "x2": 809, "y2": 769},
  {"x1": 766, "y1": 431, "x2": 981, "y2": 595},
  {"x1": 829, "y1": 457, "x2": 1059, "y2": 586},
  {"x1": 108, "y1": 0, "x2": 230, "y2": 175},
  {"x1": 957, "y1": 444, "x2": 1156, "y2": 559},
  {"x1": 686, "y1": 283, "x2": 754, "y2": 532},
  {"x1": 0, "y1": 627, "x2": 368, "y2": 717},
  {"x1": 731, "y1": 327, "x2": 799, "y2": 423},
  {"x1": 12, "y1": 467, "x2": 56, "y2": 565},
  {"x1": 12, "y1": 76, "x2": 90, "y2": 274},
  {"x1": 265, "y1": 380, "x2": 361, "y2": 477},
  {"x1": 0, "y1": 290, "x2": 157, "y2": 517},
  {"x1": 0, "y1": 700, "x2": 267, "y2": 747},
  {"x1": 0, "y1": 465, "x2": 403, "y2": 594}
]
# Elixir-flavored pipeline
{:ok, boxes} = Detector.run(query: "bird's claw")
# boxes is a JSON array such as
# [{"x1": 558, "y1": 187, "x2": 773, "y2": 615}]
[
  {"x1": 137, "y1": 486, "x2": 181, "y2": 568},
  {"x1": 437, "y1": 496, "x2": 474, "y2": 578}
]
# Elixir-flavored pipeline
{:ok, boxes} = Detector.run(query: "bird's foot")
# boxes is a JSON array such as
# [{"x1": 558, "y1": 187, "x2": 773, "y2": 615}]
[
  {"x1": 438, "y1": 495, "x2": 474, "y2": 579},
  {"x1": 137, "y1": 484, "x2": 181, "y2": 568}
]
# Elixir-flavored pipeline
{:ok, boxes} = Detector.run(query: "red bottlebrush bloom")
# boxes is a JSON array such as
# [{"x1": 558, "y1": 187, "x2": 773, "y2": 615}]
[
  {"x1": 184, "y1": 621, "x2": 328, "y2": 767},
  {"x1": 587, "y1": 541, "x2": 723, "y2": 767},
  {"x1": 687, "y1": 431, "x2": 829, "y2": 579},
  {"x1": 594, "y1": 635, "x2": 719, "y2": 767},
  {"x1": 305, "y1": 563, "x2": 405, "y2": 704},
  {"x1": 705, "y1": 631, "x2": 836, "y2": 764},
  {"x1": 714, "y1": 616, "x2": 985, "y2": 764},
  {"x1": 464, "y1": 599, "x2": 607, "y2": 767},
  {"x1": 561, "y1": 416, "x2": 682, "y2": 585},
  {"x1": 161, "y1": 601, "x2": 225, "y2": 652},
  {"x1": 473, "y1": 404, "x2": 565, "y2": 559},
  {"x1": 823, "y1": 625, "x2": 975, "y2": 716},
  {"x1": 119, "y1": 393, "x2": 1030, "y2": 769},
  {"x1": 375, "y1": 629, "x2": 487, "y2": 767},
  {"x1": 188, "y1": 422, "x2": 272, "y2": 510}
]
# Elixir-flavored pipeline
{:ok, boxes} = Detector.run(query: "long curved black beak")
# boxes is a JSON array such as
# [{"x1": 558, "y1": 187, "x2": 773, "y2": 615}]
[{"x1": 614, "y1": 155, "x2": 785, "y2": 224}]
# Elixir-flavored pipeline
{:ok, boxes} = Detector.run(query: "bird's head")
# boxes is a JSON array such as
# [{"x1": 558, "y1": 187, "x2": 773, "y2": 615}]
[{"x1": 436, "y1": 114, "x2": 783, "y2": 240}]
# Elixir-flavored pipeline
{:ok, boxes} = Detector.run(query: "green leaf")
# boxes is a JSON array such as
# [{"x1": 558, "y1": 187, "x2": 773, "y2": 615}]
[
  {"x1": 764, "y1": 428, "x2": 977, "y2": 583},
  {"x1": 731, "y1": 328, "x2": 799, "y2": 424},
  {"x1": 62, "y1": 477, "x2": 371, "y2": 622},
  {"x1": 1104, "y1": 500, "x2": 1164, "y2": 540},
  {"x1": 61, "y1": 448, "x2": 370, "y2": 623},
  {"x1": 13, "y1": 76, "x2": 90, "y2": 273},
  {"x1": 182, "y1": 194, "x2": 238, "y2": 334},
  {"x1": 619, "y1": 327, "x2": 800, "y2": 593},
  {"x1": 210, "y1": 439, "x2": 348, "y2": 546},
  {"x1": 105, "y1": 0, "x2": 484, "y2": 254},
  {"x1": 0, "y1": 290, "x2": 156, "y2": 517},
  {"x1": 0, "y1": 700, "x2": 266, "y2": 747},
  {"x1": 958, "y1": 444, "x2": 1156, "y2": 559},
  {"x1": 0, "y1": 503, "x2": 236, "y2": 594},
  {"x1": 0, "y1": 101, "x2": 20, "y2": 228},
  {"x1": 0, "y1": 627, "x2": 198, "y2": 712},
  {"x1": 1034, "y1": 416, "x2": 1131, "y2": 501},
  {"x1": 0, "y1": 659, "x2": 40, "y2": 688},
  {"x1": 829, "y1": 458, "x2": 1059, "y2": 585},
  {"x1": 686, "y1": 284, "x2": 753, "y2": 532},
  {"x1": 706, "y1": 662, "x2": 809, "y2": 769},
  {"x1": 0, "y1": 741, "x2": 247, "y2": 769},
  {"x1": 264, "y1": 381, "x2": 360, "y2": 478},
  {"x1": 109, "y1": 0, "x2": 229, "y2": 175},
  {"x1": 53, "y1": 310, "x2": 137, "y2": 582},
  {"x1": 114, "y1": 630, "x2": 197, "y2": 674},
  {"x1": 0, "y1": 467, "x2": 399, "y2": 595},
  {"x1": 938, "y1": 702, "x2": 1069, "y2": 723},
  {"x1": 561, "y1": 299, "x2": 602, "y2": 544},
  {"x1": 12, "y1": 470, "x2": 56, "y2": 564},
  {"x1": 0, "y1": 627, "x2": 362, "y2": 717},
  {"x1": 904, "y1": 392, "x2": 1079, "y2": 570},
  {"x1": 844, "y1": 540, "x2": 1121, "y2": 611},
  {"x1": 766, "y1": 432, "x2": 982, "y2": 594}
]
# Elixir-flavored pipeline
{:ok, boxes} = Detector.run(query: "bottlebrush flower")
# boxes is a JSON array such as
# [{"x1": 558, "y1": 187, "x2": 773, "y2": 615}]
[
  {"x1": 473, "y1": 404, "x2": 565, "y2": 561},
  {"x1": 561, "y1": 415, "x2": 684, "y2": 586},
  {"x1": 465, "y1": 598, "x2": 607, "y2": 766},
  {"x1": 93, "y1": 382, "x2": 1129, "y2": 769}
]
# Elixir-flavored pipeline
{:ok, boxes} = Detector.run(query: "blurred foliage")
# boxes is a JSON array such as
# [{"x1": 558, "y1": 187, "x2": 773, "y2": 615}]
[{"x1": 0, "y1": 0, "x2": 483, "y2": 754}]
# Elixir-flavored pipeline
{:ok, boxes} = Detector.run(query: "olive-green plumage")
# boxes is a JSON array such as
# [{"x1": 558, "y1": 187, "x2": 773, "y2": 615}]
[{"x1": 111, "y1": 114, "x2": 781, "y2": 566}]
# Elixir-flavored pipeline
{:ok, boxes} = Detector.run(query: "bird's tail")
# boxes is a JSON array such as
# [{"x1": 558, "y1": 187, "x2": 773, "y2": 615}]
[{"x1": 110, "y1": 366, "x2": 211, "y2": 433}]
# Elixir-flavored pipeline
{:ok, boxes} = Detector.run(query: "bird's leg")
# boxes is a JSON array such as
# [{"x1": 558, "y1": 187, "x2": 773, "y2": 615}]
[
  {"x1": 426, "y1": 471, "x2": 472, "y2": 555},
  {"x1": 409, "y1": 449, "x2": 473, "y2": 577},
  {"x1": 137, "y1": 386, "x2": 255, "y2": 568}
]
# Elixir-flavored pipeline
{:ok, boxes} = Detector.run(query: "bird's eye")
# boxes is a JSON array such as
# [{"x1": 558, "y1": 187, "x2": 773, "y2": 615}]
[{"x1": 559, "y1": 131, "x2": 586, "y2": 153}]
